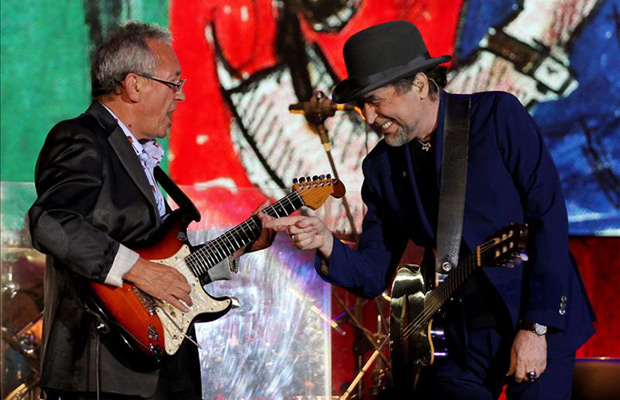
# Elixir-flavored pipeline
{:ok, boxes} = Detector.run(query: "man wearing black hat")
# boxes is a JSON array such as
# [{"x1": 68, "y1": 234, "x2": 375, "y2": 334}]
[{"x1": 266, "y1": 20, "x2": 595, "y2": 399}]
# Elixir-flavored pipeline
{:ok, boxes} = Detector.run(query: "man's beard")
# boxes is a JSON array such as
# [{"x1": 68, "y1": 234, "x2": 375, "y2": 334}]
[{"x1": 384, "y1": 122, "x2": 416, "y2": 147}]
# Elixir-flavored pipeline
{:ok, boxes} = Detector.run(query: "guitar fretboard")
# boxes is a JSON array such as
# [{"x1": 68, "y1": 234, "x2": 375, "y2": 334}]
[{"x1": 184, "y1": 190, "x2": 305, "y2": 282}]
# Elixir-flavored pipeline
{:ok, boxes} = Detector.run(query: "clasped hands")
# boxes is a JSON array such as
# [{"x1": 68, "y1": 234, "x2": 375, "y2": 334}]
[{"x1": 263, "y1": 215, "x2": 333, "y2": 258}]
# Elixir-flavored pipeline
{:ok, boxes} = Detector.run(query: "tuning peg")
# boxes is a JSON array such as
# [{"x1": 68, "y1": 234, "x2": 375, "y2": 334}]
[
  {"x1": 292, "y1": 177, "x2": 298, "y2": 184},
  {"x1": 299, "y1": 177, "x2": 306, "y2": 183},
  {"x1": 505, "y1": 261, "x2": 514, "y2": 268},
  {"x1": 326, "y1": 173, "x2": 332, "y2": 179},
  {"x1": 312, "y1": 175, "x2": 319, "y2": 181},
  {"x1": 306, "y1": 176, "x2": 311, "y2": 182},
  {"x1": 519, "y1": 252, "x2": 529, "y2": 262},
  {"x1": 319, "y1": 174, "x2": 325, "y2": 180}
]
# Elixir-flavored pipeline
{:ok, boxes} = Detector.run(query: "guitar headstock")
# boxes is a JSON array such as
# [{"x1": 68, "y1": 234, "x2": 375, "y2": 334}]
[
  {"x1": 478, "y1": 223, "x2": 529, "y2": 268},
  {"x1": 292, "y1": 174, "x2": 346, "y2": 210}
]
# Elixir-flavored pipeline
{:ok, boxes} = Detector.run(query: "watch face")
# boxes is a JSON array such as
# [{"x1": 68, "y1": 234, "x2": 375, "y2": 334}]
[{"x1": 534, "y1": 323, "x2": 547, "y2": 335}]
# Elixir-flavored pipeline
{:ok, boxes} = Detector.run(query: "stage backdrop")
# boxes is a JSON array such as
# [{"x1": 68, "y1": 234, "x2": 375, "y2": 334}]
[
  {"x1": 1, "y1": 0, "x2": 619, "y2": 396},
  {"x1": 2, "y1": 0, "x2": 617, "y2": 235}
]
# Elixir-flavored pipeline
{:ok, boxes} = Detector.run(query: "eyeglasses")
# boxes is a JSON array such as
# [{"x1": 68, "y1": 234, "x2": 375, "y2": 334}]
[{"x1": 136, "y1": 73, "x2": 186, "y2": 93}]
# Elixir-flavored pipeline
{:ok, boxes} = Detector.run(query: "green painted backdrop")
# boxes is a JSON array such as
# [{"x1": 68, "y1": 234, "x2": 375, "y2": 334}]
[
  {"x1": 0, "y1": 0, "x2": 169, "y2": 183},
  {"x1": 0, "y1": 0, "x2": 169, "y2": 231}
]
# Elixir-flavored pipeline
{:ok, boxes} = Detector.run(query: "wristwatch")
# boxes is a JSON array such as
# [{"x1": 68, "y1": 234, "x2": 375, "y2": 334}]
[{"x1": 521, "y1": 322, "x2": 547, "y2": 336}]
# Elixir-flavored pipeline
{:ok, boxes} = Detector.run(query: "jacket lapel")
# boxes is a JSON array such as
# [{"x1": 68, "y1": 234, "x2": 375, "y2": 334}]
[
  {"x1": 108, "y1": 128, "x2": 160, "y2": 214},
  {"x1": 86, "y1": 102, "x2": 160, "y2": 216}
]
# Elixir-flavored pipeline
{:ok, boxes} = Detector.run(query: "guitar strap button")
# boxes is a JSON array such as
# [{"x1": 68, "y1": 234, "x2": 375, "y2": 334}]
[{"x1": 441, "y1": 261, "x2": 453, "y2": 273}]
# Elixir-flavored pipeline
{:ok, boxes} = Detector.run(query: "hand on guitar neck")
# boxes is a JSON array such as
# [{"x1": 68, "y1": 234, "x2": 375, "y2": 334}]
[
  {"x1": 124, "y1": 258, "x2": 193, "y2": 312},
  {"x1": 233, "y1": 201, "x2": 277, "y2": 257}
]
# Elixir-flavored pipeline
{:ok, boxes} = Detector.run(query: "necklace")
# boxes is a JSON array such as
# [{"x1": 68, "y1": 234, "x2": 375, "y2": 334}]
[{"x1": 416, "y1": 139, "x2": 431, "y2": 151}]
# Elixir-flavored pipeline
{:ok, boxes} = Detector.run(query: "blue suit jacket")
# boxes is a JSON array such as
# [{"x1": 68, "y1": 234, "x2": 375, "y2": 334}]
[{"x1": 317, "y1": 91, "x2": 595, "y2": 356}]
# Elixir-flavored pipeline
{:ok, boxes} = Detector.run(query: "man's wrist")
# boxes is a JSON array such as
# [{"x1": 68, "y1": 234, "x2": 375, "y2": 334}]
[
  {"x1": 318, "y1": 233, "x2": 334, "y2": 260},
  {"x1": 520, "y1": 321, "x2": 547, "y2": 336}
]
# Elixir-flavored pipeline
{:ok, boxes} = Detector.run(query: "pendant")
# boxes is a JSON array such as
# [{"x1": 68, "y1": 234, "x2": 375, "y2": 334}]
[{"x1": 419, "y1": 141, "x2": 431, "y2": 151}]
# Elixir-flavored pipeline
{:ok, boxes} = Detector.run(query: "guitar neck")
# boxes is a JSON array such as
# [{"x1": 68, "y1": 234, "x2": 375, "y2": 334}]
[
  {"x1": 184, "y1": 191, "x2": 306, "y2": 281},
  {"x1": 423, "y1": 251, "x2": 478, "y2": 318}
]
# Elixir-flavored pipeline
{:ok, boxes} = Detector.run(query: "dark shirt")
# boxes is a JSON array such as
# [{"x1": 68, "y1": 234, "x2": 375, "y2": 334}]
[{"x1": 408, "y1": 135, "x2": 498, "y2": 330}]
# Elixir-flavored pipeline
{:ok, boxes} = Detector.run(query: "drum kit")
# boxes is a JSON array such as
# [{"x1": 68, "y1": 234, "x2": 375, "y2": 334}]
[{"x1": 1, "y1": 245, "x2": 45, "y2": 400}]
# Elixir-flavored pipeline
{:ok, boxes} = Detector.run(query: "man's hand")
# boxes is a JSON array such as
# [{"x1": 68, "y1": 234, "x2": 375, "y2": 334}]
[
  {"x1": 245, "y1": 200, "x2": 277, "y2": 253},
  {"x1": 264, "y1": 215, "x2": 333, "y2": 259},
  {"x1": 507, "y1": 329, "x2": 548, "y2": 383},
  {"x1": 230, "y1": 201, "x2": 277, "y2": 261},
  {"x1": 124, "y1": 257, "x2": 192, "y2": 312}
]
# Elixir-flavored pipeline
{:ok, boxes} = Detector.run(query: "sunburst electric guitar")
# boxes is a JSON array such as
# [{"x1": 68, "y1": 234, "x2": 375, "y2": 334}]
[
  {"x1": 389, "y1": 223, "x2": 528, "y2": 390},
  {"x1": 87, "y1": 175, "x2": 345, "y2": 359}
]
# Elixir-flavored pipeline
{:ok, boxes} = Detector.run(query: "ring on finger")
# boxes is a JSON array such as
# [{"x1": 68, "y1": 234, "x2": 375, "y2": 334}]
[
  {"x1": 290, "y1": 234, "x2": 296, "y2": 241},
  {"x1": 526, "y1": 370, "x2": 537, "y2": 382}
]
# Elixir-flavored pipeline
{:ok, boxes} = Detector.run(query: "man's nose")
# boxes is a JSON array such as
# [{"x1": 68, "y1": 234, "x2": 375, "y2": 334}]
[
  {"x1": 363, "y1": 103, "x2": 377, "y2": 124},
  {"x1": 176, "y1": 87, "x2": 186, "y2": 101}
]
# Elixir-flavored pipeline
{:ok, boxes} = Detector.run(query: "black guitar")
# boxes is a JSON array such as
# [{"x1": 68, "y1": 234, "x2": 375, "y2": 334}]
[{"x1": 389, "y1": 223, "x2": 528, "y2": 390}]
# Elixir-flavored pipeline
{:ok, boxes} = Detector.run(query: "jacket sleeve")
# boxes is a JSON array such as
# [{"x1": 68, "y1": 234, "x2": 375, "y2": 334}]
[
  {"x1": 315, "y1": 158, "x2": 409, "y2": 298},
  {"x1": 29, "y1": 121, "x2": 122, "y2": 283},
  {"x1": 494, "y1": 93, "x2": 571, "y2": 330}
]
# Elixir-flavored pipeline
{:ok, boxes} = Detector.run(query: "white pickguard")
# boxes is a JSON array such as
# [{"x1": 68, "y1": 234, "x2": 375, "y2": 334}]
[{"x1": 151, "y1": 244, "x2": 233, "y2": 355}]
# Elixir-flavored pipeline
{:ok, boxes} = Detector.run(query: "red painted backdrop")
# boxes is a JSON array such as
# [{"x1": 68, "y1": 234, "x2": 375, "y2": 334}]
[{"x1": 167, "y1": 0, "x2": 619, "y2": 395}]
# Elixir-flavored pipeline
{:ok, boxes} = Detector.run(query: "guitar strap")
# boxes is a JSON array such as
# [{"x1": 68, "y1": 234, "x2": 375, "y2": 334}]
[
  {"x1": 154, "y1": 166, "x2": 201, "y2": 223},
  {"x1": 435, "y1": 93, "x2": 471, "y2": 278}
]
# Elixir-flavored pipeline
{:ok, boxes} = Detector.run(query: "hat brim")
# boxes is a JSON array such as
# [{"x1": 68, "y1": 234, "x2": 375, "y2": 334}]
[{"x1": 332, "y1": 55, "x2": 451, "y2": 103}]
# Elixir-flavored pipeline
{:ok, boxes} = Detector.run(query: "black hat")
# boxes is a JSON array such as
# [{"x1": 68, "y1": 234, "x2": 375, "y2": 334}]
[{"x1": 332, "y1": 20, "x2": 451, "y2": 103}]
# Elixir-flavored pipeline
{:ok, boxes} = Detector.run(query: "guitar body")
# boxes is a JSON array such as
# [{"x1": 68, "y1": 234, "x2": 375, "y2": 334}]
[
  {"x1": 88, "y1": 212, "x2": 234, "y2": 359},
  {"x1": 389, "y1": 264, "x2": 448, "y2": 391}
]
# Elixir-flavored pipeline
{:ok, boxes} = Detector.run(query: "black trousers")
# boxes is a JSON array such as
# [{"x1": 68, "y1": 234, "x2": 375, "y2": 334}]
[
  {"x1": 43, "y1": 326, "x2": 202, "y2": 400},
  {"x1": 414, "y1": 326, "x2": 576, "y2": 400}
]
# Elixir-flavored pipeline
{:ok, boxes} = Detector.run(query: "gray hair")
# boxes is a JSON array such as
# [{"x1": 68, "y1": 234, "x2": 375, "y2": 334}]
[
  {"x1": 91, "y1": 21, "x2": 171, "y2": 97},
  {"x1": 390, "y1": 66, "x2": 448, "y2": 101}
]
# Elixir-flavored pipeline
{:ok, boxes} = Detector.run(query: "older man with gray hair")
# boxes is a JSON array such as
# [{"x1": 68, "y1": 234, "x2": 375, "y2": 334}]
[{"x1": 29, "y1": 22, "x2": 272, "y2": 400}]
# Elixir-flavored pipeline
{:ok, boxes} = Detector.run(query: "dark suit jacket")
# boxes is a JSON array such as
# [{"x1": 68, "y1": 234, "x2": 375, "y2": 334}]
[
  {"x1": 29, "y1": 102, "x2": 201, "y2": 397},
  {"x1": 316, "y1": 91, "x2": 595, "y2": 357}
]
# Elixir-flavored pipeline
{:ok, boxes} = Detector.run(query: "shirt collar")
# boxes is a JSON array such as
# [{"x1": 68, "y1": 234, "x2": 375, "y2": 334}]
[{"x1": 100, "y1": 103, "x2": 146, "y2": 156}]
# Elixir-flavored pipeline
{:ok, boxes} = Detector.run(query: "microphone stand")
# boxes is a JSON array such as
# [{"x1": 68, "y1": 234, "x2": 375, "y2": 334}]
[
  {"x1": 290, "y1": 90, "x2": 360, "y2": 240},
  {"x1": 291, "y1": 91, "x2": 392, "y2": 397}
]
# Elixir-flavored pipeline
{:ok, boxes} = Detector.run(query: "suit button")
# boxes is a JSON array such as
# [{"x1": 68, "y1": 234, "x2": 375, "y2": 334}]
[
  {"x1": 559, "y1": 301, "x2": 567, "y2": 315},
  {"x1": 561, "y1": 295, "x2": 567, "y2": 302}
]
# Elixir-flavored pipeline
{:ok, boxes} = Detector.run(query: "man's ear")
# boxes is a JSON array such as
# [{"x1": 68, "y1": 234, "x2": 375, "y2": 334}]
[
  {"x1": 413, "y1": 72, "x2": 429, "y2": 98},
  {"x1": 122, "y1": 73, "x2": 142, "y2": 102}
]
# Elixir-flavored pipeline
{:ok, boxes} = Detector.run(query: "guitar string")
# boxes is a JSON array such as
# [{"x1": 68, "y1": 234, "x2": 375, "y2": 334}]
[
  {"x1": 184, "y1": 186, "x2": 323, "y2": 277},
  {"x1": 400, "y1": 252, "x2": 476, "y2": 340},
  {"x1": 174, "y1": 182, "x2": 336, "y2": 279},
  {"x1": 187, "y1": 191, "x2": 296, "y2": 272},
  {"x1": 400, "y1": 245, "x2": 482, "y2": 340},
  {"x1": 190, "y1": 190, "x2": 303, "y2": 269},
  {"x1": 183, "y1": 190, "x2": 301, "y2": 277},
  {"x1": 400, "y1": 234, "x2": 524, "y2": 341},
  {"x1": 400, "y1": 238, "x2": 517, "y2": 341}
]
